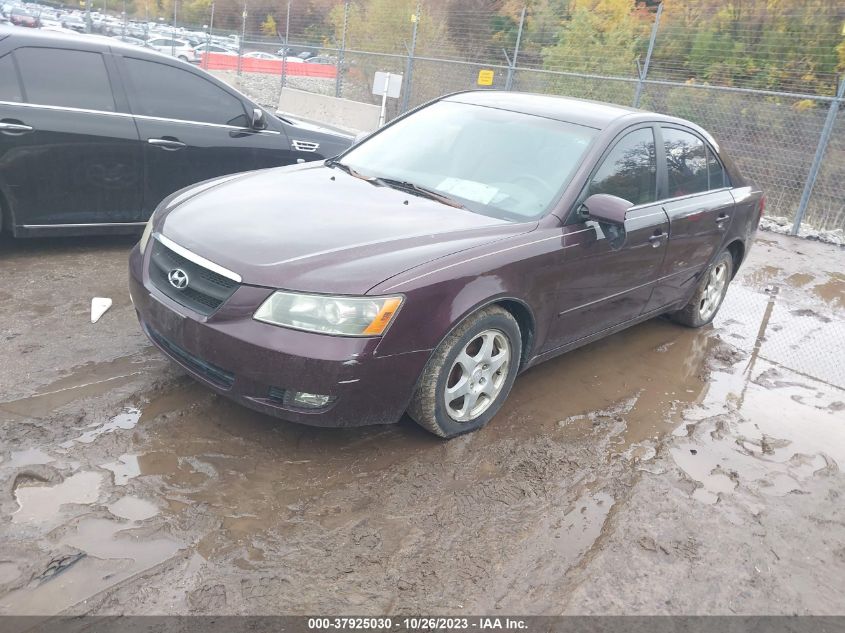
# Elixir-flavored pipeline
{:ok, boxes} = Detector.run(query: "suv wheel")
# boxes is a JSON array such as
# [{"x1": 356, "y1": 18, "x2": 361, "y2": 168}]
[{"x1": 408, "y1": 306, "x2": 521, "y2": 438}]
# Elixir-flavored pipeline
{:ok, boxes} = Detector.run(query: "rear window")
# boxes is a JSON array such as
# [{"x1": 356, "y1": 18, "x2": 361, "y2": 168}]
[{"x1": 15, "y1": 47, "x2": 115, "y2": 112}]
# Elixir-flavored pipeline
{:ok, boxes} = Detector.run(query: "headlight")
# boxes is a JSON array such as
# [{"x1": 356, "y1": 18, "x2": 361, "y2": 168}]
[
  {"x1": 138, "y1": 216, "x2": 154, "y2": 255},
  {"x1": 254, "y1": 292, "x2": 403, "y2": 336}
]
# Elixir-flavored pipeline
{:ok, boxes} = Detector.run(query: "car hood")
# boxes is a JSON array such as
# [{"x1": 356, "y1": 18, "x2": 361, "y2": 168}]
[{"x1": 159, "y1": 164, "x2": 535, "y2": 294}]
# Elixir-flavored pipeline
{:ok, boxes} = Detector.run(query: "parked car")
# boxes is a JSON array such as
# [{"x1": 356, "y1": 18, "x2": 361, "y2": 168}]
[
  {"x1": 128, "y1": 90, "x2": 764, "y2": 438},
  {"x1": 0, "y1": 26, "x2": 353, "y2": 236},
  {"x1": 305, "y1": 55, "x2": 336, "y2": 65},
  {"x1": 60, "y1": 14, "x2": 86, "y2": 32},
  {"x1": 110, "y1": 34, "x2": 147, "y2": 47},
  {"x1": 9, "y1": 7, "x2": 37, "y2": 26},
  {"x1": 243, "y1": 51, "x2": 281, "y2": 60},
  {"x1": 195, "y1": 42, "x2": 237, "y2": 55},
  {"x1": 145, "y1": 36, "x2": 199, "y2": 63}
]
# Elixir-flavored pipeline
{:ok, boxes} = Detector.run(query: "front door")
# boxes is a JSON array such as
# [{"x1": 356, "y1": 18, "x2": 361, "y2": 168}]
[
  {"x1": 117, "y1": 55, "x2": 293, "y2": 217},
  {"x1": 0, "y1": 47, "x2": 142, "y2": 228},
  {"x1": 547, "y1": 126, "x2": 670, "y2": 349}
]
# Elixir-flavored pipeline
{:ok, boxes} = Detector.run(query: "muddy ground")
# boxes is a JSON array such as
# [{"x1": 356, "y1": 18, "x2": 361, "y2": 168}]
[{"x1": 0, "y1": 231, "x2": 844, "y2": 616}]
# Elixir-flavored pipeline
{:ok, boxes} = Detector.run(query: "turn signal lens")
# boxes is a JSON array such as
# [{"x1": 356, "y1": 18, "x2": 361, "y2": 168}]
[{"x1": 254, "y1": 292, "x2": 403, "y2": 337}]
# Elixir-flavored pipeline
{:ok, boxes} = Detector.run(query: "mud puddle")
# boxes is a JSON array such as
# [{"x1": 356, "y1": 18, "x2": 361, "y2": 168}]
[{"x1": 0, "y1": 357, "x2": 163, "y2": 420}]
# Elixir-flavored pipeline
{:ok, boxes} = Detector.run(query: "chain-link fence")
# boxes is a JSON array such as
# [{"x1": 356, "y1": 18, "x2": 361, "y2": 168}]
[{"x1": 138, "y1": 0, "x2": 844, "y2": 235}]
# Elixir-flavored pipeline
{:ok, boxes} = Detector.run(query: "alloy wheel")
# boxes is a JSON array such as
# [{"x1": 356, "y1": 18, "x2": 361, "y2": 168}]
[
  {"x1": 699, "y1": 261, "x2": 728, "y2": 321},
  {"x1": 444, "y1": 329, "x2": 511, "y2": 422}
]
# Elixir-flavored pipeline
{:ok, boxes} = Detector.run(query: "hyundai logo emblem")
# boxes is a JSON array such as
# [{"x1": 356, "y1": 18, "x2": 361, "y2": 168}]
[{"x1": 168, "y1": 268, "x2": 189, "y2": 290}]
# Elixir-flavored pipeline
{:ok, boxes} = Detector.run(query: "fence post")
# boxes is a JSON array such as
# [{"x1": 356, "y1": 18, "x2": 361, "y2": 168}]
[
  {"x1": 280, "y1": 0, "x2": 291, "y2": 94},
  {"x1": 791, "y1": 77, "x2": 845, "y2": 235},
  {"x1": 505, "y1": 6, "x2": 526, "y2": 91},
  {"x1": 633, "y1": 1, "x2": 662, "y2": 108},
  {"x1": 335, "y1": 0, "x2": 349, "y2": 99},
  {"x1": 400, "y1": 3, "x2": 421, "y2": 114},
  {"x1": 203, "y1": 2, "x2": 214, "y2": 71},
  {"x1": 237, "y1": 2, "x2": 246, "y2": 76}
]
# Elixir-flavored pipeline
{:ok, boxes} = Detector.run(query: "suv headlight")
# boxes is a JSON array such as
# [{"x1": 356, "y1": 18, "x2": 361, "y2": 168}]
[{"x1": 254, "y1": 292, "x2": 403, "y2": 336}]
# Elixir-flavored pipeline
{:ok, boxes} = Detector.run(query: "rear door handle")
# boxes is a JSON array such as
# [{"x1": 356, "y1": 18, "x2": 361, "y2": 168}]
[
  {"x1": 0, "y1": 121, "x2": 34, "y2": 134},
  {"x1": 716, "y1": 213, "x2": 730, "y2": 229},
  {"x1": 649, "y1": 231, "x2": 667, "y2": 247},
  {"x1": 147, "y1": 138, "x2": 187, "y2": 150}
]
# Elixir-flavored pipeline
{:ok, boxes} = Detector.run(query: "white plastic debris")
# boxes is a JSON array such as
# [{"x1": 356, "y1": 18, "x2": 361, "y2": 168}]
[{"x1": 91, "y1": 297, "x2": 113, "y2": 324}]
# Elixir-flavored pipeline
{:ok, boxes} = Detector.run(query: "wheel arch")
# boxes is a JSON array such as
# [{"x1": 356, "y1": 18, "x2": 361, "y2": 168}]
[
  {"x1": 726, "y1": 239, "x2": 745, "y2": 278},
  {"x1": 430, "y1": 295, "x2": 537, "y2": 372}
]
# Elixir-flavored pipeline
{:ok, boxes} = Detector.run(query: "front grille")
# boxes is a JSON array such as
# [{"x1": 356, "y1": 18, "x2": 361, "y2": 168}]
[
  {"x1": 148, "y1": 239, "x2": 238, "y2": 316},
  {"x1": 147, "y1": 325, "x2": 235, "y2": 389}
]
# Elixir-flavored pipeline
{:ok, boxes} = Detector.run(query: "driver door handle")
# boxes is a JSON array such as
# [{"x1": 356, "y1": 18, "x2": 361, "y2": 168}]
[
  {"x1": 148, "y1": 138, "x2": 187, "y2": 150},
  {"x1": 0, "y1": 121, "x2": 34, "y2": 134}
]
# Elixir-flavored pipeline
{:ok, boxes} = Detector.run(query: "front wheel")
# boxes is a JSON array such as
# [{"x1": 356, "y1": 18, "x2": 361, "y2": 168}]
[
  {"x1": 670, "y1": 250, "x2": 733, "y2": 328},
  {"x1": 408, "y1": 306, "x2": 522, "y2": 438}
]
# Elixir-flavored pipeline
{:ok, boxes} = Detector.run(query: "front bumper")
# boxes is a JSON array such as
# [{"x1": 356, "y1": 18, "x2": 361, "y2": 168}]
[{"x1": 129, "y1": 243, "x2": 430, "y2": 427}]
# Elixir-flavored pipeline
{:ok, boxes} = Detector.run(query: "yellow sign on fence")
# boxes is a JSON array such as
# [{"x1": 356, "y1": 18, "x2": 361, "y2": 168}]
[{"x1": 477, "y1": 69, "x2": 494, "y2": 86}]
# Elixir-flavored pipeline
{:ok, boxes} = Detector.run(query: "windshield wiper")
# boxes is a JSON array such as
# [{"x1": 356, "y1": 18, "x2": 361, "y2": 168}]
[
  {"x1": 373, "y1": 178, "x2": 466, "y2": 209},
  {"x1": 324, "y1": 158, "x2": 372, "y2": 181}
]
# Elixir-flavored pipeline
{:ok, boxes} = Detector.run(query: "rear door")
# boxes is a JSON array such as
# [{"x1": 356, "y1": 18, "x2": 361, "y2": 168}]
[
  {"x1": 546, "y1": 125, "x2": 670, "y2": 349},
  {"x1": 0, "y1": 45, "x2": 143, "y2": 230},
  {"x1": 116, "y1": 54, "x2": 294, "y2": 217},
  {"x1": 645, "y1": 126, "x2": 735, "y2": 310}
]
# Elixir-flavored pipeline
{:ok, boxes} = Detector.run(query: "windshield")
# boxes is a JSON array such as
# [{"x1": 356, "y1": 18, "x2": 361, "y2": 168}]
[{"x1": 340, "y1": 100, "x2": 598, "y2": 221}]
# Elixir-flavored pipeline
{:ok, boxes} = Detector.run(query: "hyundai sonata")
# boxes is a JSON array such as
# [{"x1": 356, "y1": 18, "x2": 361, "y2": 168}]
[{"x1": 129, "y1": 91, "x2": 763, "y2": 437}]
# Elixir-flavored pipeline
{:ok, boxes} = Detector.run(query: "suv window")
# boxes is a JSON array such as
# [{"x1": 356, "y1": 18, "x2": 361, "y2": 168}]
[
  {"x1": 15, "y1": 47, "x2": 115, "y2": 112},
  {"x1": 0, "y1": 54, "x2": 22, "y2": 102},
  {"x1": 123, "y1": 58, "x2": 248, "y2": 126},
  {"x1": 589, "y1": 128, "x2": 657, "y2": 205},
  {"x1": 707, "y1": 146, "x2": 728, "y2": 189},
  {"x1": 663, "y1": 128, "x2": 708, "y2": 198}
]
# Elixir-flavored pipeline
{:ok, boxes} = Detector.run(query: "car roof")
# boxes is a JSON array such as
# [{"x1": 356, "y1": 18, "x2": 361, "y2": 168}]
[
  {"x1": 444, "y1": 90, "x2": 652, "y2": 130},
  {"x1": 0, "y1": 24, "x2": 175, "y2": 58}
]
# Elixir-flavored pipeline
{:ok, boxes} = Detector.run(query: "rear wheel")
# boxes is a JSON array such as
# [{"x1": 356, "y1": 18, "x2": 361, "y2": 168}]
[
  {"x1": 408, "y1": 306, "x2": 521, "y2": 438},
  {"x1": 670, "y1": 250, "x2": 733, "y2": 327}
]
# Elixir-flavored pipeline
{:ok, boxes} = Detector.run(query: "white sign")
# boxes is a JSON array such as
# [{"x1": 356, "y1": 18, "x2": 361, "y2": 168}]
[{"x1": 372, "y1": 71, "x2": 403, "y2": 99}]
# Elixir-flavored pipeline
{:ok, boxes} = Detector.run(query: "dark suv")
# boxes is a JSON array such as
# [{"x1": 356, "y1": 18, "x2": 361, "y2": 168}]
[{"x1": 0, "y1": 27, "x2": 352, "y2": 236}]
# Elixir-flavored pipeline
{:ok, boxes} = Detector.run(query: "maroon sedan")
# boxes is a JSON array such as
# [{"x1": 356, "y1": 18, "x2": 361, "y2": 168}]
[{"x1": 129, "y1": 91, "x2": 763, "y2": 438}]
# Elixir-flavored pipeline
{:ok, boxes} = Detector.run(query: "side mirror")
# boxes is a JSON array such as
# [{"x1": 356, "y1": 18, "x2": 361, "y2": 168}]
[
  {"x1": 250, "y1": 107, "x2": 267, "y2": 130},
  {"x1": 580, "y1": 193, "x2": 633, "y2": 225},
  {"x1": 353, "y1": 131, "x2": 369, "y2": 145}
]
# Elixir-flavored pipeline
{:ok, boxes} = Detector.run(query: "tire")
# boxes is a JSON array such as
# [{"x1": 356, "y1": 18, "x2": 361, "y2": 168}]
[
  {"x1": 408, "y1": 305, "x2": 521, "y2": 438},
  {"x1": 670, "y1": 249, "x2": 733, "y2": 328},
  {"x1": 178, "y1": 55, "x2": 189, "y2": 62}
]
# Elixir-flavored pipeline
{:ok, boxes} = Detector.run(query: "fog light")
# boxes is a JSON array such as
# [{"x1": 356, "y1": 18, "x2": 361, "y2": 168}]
[{"x1": 288, "y1": 391, "x2": 335, "y2": 409}]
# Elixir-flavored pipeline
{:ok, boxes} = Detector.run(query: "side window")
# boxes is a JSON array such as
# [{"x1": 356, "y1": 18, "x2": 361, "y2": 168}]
[
  {"x1": 0, "y1": 54, "x2": 22, "y2": 102},
  {"x1": 14, "y1": 48, "x2": 115, "y2": 112},
  {"x1": 123, "y1": 58, "x2": 248, "y2": 126},
  {"x1": 707, "y1": 147, "x2": 728, "y2": 189},
  {"x1": 589, "y1": 128, "x2": 657, "y2": 205},
  {"x1": 663, "y1": 128, "x2": 708, "y2": 198}
]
